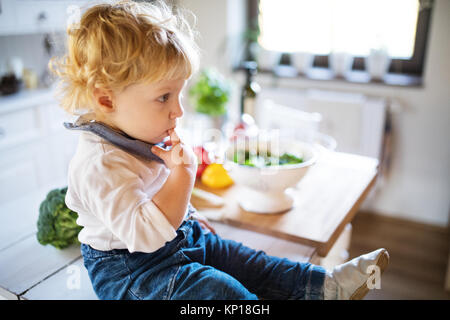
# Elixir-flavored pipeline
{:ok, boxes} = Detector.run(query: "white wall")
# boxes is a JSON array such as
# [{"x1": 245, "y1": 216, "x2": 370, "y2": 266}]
[
  {"x1": 182, "y1": 0, "x2": 450, "y2": 227},
  {"x1": 0, "y1": 34, "x2": 48, "y2": 80},
  {"x1": 181, "y1": 0, "x2": 229, "y2": 71}
]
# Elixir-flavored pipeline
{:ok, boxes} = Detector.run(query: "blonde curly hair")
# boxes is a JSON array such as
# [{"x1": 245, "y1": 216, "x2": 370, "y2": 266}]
[{"x1": 49, "y1": 0, "x2": 200, "y2": 115}]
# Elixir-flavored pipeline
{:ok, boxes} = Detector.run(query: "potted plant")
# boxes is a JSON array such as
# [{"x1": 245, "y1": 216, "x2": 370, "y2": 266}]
[
  {"x1": 189, "y1": 68, "x2": 231, "y2": 131},
  {"x1": 366, "y1": 47, "x2": 391, "y2": 81},
  {"x1": 292, "y1": 51, "x2": 314, "y2": 75},
  {"x1": 329, "y1": 51, "x2": 354, "y2": 78}
]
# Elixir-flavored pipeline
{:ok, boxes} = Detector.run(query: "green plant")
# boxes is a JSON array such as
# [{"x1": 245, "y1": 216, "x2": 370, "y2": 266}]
[
  {"x1": 37, "y1": 186, "x2": 82, "y2": 249},
  {"x1": 189, "y1": 68, "x2": 231, "y2": 116}
]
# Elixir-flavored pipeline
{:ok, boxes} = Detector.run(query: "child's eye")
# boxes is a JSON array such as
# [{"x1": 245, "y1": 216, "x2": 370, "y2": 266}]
[{"x1": 157, "y1": 93, "x2": 170, "y2": 103}]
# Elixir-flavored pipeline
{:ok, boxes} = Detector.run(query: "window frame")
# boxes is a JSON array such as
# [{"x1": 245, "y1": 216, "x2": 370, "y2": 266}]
[{"x1": 248, "y1": 0, "x2": 433, "y2": 77}]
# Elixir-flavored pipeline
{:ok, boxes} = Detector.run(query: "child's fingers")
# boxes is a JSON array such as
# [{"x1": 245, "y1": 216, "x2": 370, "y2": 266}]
[
  {"x1": 203, "y1": 219, "x2": 216, "y2": 234},
  {"x1": 151, "y1": 145, "x2": 166, "y2": 159},
  {"x1": 199, "y1": 221, "x2": 216, "y2": 234},
  {"x1": 191, "y1": 212, "x2": 217, "y2": 234},
  {"x1": 203, "y1": 222, "x2": 216, "y2": 234},
  {"x1": 169, "y1": 128, "x2": 181, "y2": 145}
]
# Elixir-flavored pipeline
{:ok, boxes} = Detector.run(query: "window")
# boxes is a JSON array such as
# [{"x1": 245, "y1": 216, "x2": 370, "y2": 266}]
[{"x1": 249, "y1": 0, "x2": 433, "y2": 81}]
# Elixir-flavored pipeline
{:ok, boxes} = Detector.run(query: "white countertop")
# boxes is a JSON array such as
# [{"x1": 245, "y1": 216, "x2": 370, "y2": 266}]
[{"x1": 0, "y1": 85, "x2": 58, "y2": 115}]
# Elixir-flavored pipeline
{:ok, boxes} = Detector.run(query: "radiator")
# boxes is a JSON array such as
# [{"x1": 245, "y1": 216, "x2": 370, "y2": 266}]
[{"x1": 256, "y1": 88, "x2": 387, "y2": 162}]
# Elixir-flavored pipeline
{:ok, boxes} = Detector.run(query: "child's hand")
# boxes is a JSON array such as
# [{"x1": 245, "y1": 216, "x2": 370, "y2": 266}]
[
  {"x1": 190, "y1": 212, "x2": 216, "y2": 234},
  {"x1": 151, "y1": 129, "x2": 197, "y2": 173}
]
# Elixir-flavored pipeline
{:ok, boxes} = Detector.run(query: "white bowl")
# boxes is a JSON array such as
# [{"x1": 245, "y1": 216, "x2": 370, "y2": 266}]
[{"x1": 224, "y1": 139, "x2": 318, "y2": 214}]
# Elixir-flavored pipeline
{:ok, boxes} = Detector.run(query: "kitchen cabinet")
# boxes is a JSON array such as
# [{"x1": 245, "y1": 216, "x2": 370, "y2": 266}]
[
  {"x1": 0, "y1": 86, "x2": 78, "y2": 204},
  {"x1": 0, "y1": 0, "x2": 89, "y2": 36},
  {"x1": 0, "y1": 86, "x2": 80, "y2": 300},
  {"x1": 0, "y1": 0, "x2": 15, "y2": 33}
]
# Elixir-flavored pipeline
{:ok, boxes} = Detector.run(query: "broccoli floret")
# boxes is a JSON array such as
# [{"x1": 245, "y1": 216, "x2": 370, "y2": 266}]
[{"x1": 37, "y1": 187, "x2": 82, "y2": 249}]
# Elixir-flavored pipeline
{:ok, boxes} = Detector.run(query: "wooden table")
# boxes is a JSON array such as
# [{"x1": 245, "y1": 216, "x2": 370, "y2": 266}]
[{"x1": 191, "y1": 149, "x2": 379, "y2": 257}]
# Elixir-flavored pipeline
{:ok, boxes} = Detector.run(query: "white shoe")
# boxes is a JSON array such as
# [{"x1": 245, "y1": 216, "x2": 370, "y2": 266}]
[{"x1": 327, "y1": 248, "x2": 390, "y2": 300}]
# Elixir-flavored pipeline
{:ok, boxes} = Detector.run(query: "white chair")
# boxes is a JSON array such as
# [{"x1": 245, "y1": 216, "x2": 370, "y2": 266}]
[{"x1": 256, "y1": 99, "x2": 337, "y2": 151}]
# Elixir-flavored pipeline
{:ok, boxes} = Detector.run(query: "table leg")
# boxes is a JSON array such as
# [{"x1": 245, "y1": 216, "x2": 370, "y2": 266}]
[
  {"x1": 445, "y1": 250, "x2": 450, "y2": 292},
  {"x1": 316, "y1": 223, "x2": 352, "y2": 272}
]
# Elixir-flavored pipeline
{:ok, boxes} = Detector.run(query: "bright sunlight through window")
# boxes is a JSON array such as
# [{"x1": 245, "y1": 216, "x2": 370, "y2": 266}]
[{"x1": 258, "y1": 0, "x2": 420, "y2": 58}]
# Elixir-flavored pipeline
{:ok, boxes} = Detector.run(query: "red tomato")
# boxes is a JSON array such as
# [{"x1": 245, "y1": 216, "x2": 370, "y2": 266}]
[{"x1": 193, "y1": 146, "x2": 211, "y2": 179}]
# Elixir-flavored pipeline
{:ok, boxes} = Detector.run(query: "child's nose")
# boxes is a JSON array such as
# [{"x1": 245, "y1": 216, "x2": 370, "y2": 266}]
[{"x1": 170, "y1": 101, "x2": 184, "y2": 119}]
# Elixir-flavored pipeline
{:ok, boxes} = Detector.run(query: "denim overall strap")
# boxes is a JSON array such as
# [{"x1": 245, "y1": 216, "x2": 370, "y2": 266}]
[{"x1": 63, "y1": 112, "x2": 167, "y2": 164}]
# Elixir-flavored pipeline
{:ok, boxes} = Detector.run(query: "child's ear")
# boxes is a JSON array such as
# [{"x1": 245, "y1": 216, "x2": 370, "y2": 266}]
[{"x1": 93, "y1": 86, "x2": 115, "y2": 113}]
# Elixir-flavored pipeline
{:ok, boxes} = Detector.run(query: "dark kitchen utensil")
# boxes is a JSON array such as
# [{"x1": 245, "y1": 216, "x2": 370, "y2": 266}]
[{"x1": 0, "y1": 73, "x2": 22, "y2": 95}]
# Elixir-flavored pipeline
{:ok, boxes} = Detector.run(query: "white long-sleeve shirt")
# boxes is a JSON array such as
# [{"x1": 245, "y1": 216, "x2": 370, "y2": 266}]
[{"x1": 65, "y1": 131, "x2": 180, "y2": 253}]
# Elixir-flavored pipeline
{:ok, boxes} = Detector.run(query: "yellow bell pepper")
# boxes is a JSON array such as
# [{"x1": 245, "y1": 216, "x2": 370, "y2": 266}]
[{"x1": 201, "y1": 163, "x2": 234, "y2": 189}]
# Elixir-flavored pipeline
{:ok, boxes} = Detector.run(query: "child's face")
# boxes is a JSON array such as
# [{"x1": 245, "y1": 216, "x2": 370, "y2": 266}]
[{"x1": 110, "y1": 78, "x2": 186, "y2": 144}]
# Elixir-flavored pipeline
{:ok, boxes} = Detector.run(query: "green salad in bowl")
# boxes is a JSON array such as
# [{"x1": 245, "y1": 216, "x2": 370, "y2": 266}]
[
  {"x1": 233, "y1": 150, "x2": 304, "y2": 167},
  {"x1": 224, "y1": 139, "x2": 318, "y2": 214}
]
